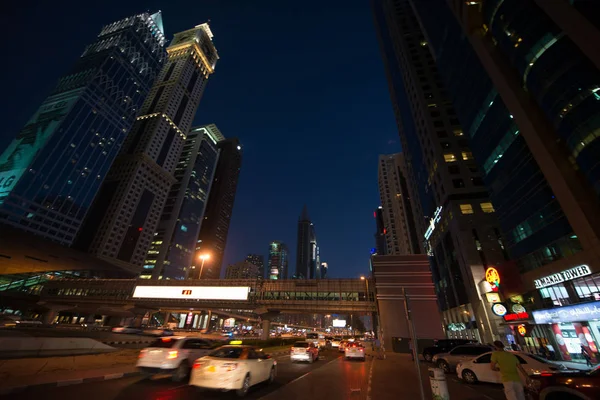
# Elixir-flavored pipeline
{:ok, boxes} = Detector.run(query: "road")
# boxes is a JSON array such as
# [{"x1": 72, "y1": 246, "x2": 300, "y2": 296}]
[{"x1": 4, "y1": 348, "x2": 507, "y2": 400}]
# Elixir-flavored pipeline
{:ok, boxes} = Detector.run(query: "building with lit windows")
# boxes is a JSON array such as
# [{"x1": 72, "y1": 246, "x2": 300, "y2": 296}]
[
  {"x1": 295, "y1": 206, "x2": 320, "y2": 279},
  {"x1": 224, "y1": 261, "x2": 260, "y2": 280},
  {"x1": 76, "y1": 23, "x2": 218, "y2": 273},
  {"x1": 192, "y1": 138, "x2": 242, "y2": 279},
  {"x1": 0, "y1": 12, "x2": 166, "y2": 246},
  {"x1": 373, "y1": 207, "x2": 388, "y2": 255},
  {"x1": 372, "y1": 0, "x2": 509, "y2": 343},
  {"x1": 142, "y1": 124, "x2": 222, "y2": 279},
  {"x1": 246, "y1": 254, "x2": 265, "y2": 279},
  {"x1": 268, "y1": 241, "x2": 289, "y2": 280},
  {"x1": 378, "y1": 153, "x2": 420, "y2": 255},
  {"x1": 408, "y1": 0, "x2": 600, "y2": 361}
]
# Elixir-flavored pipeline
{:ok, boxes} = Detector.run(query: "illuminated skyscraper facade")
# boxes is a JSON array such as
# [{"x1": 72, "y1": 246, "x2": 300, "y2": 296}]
[
  {"x1": 77, "y1": 23, "x2": 218, "y2": 272},
  {"x1": 268, "y1": 241, "x2": 289, "y2": 280},
  {"x1": 143, "y1": 124, "x2": 222, "y2": 279},
  {"x1": 0, "y1": 12, "x2": 166, "y2": 245},
  {"x1": 295, "y1": 206, "x2": 320, "y2": 279}
]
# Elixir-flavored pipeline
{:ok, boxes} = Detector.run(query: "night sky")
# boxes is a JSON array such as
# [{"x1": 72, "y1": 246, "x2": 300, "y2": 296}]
[{"x1": 0, "y1": 1, "x2": 399, "y2": 278}]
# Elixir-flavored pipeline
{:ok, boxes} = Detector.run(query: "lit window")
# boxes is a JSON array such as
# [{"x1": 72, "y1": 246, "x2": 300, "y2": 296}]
[
  {"x1": 462, "y1": 151, "x2": 474, "y2": 161},
  {"x1": 453, "y1": 129, "x2": 464, "y2": 136},
  {"x1": 444, "y1": 153, "x2": 457, "y2": 163},
  {"x1": 480, "y1": 203, "x2": 495, "y2": 213},
  {"x1": 460, "y1": 204, "x2": 474, "y2": 214}
]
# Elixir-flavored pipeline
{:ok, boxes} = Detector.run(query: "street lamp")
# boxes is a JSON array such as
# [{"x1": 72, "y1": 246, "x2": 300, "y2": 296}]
[{"x1": 198, "y1": 254, "x2": 210, "y2": 279}]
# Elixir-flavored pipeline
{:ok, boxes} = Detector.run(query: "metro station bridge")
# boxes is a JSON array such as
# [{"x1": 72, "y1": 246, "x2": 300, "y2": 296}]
[{"x1": 39, "y1": 278, "x2": 377, "y2": 316}]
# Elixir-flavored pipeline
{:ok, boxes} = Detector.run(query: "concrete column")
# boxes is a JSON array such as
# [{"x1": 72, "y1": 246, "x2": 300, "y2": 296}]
[
  {"x1": 164, "y1": 312, "x2": 171, "y2": 327},
  {"x1": 132, "y1": 314, "x2": 144, "y2": 328},
  {"x1": 261, "y1": 320, "x2": 270, "y2": 341},
  {"x1": 42, "y1": 310, "x2": 58, "y2": 325}
]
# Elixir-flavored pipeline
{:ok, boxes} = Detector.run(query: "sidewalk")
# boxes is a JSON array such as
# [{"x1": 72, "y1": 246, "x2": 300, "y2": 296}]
[{"x1": 370, "y1": 352, "x2": 504, "y2": 400}]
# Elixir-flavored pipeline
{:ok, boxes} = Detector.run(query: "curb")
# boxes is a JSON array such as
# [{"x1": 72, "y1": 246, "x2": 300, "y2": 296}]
[{"x1": 0, "y1": 371, "x2": 141, "y2": 396}]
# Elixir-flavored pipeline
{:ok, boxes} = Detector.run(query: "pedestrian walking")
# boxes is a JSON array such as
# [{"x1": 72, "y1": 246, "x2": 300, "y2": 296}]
[
  {"x1": 581, "y1": 345, "x2": 594, "y2": 367},
  {"x1": 490, "y1": 340, "x2": 529, "y2": 400}
]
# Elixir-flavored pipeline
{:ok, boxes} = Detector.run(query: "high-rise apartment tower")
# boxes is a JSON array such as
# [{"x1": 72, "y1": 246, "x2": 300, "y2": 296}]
[{"x1": 267, "y1": 241, "x2": 289, "y2": 280}]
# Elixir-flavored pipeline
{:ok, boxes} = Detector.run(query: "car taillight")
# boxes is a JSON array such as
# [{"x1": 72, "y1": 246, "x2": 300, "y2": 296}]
[
  {"x1": 359, "y1": 348, "x2": 364, "y2": 352},
  {"x1": 193, "y1": 361, "x2": 205, "y2": 369},
  {"x1": 223, "y1": 363, "x2": 238, "y2": 371},
  {"x1": 138, "y1": 349, "x2": 147, "y2": 358},
  {"x1": 540, "y1": 372, "x2": 553, "y2": 377},
  {"x1": 167, "y1": 351, "x2": 178, "y2": 359}
]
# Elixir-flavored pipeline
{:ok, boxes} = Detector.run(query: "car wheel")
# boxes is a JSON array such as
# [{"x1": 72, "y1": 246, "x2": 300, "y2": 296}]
[
  {"x1": 462, "y1": 369, "x2": 478, "y2": 384},
  {"x1": 437, "y1": 360, "x2": 450, "y2": 374},
  {"x1": 268, "y1": 367, "x2": 276, "y2": 384},
  {"x1": 424, "y1": 353, "x2": 433, "y2": 362},
  {"x1": 171, "y1": 361, "x2": 190, "y2": 382},
  {"x1": 236, "y1": 374, "x2": 250, "y2": 397}
]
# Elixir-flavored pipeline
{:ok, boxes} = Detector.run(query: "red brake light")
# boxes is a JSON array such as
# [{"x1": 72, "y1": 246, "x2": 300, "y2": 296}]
[
  {"x1": 161, "y1": 337, "x2": 171, "y2": 342},
  {"x1": 193, "y1": 361, "x2": 205, "y2": 369},
  {"x1": 540, "y1": 372, "x2": 553, "y2": 377}
]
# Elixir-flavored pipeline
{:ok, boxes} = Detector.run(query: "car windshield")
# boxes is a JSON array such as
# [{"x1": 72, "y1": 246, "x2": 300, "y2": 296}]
[
  {"x1": 293, "y1": 342, "x2": 309, "y2": 348},
  {"x1": 209, "y1": 347, "x2": 244, "y2": 359},
  {"x1": 148, "y1": 338, "x2": 179, "y2": 348}
]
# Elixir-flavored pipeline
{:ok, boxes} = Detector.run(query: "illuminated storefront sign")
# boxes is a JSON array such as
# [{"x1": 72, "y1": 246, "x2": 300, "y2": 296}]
[
  {"x1": 486, "y1": 293, "x2": 501, "y2": 303},
  {"x1": 517, "y1": 325, "x2": 527, "y2": 336},
  {"x1": 533, "y1": 265, "x2": 591, "y2": 289},
  {"x1": 447, "y1": 323, "x2": 466, "y2": 331},
  {"x1": 491, "y1": 303, "x2": 508, "y2": 316},
  {"x1": 424, "y1": 206, "x2": 443, "y2": 240},
  {"x1": 485, "y1": 267, "x2": 500, "y2": 292},
  {"x1": 532, "y1": 300, "x2": 600, "y2": 324},
  {"x1": 512, "y1": 304, "x2": 526, "y2": 314},
  {"x1": 503, "y1": 312, "x2": 529, "y2": 321},
  {"x1": 132, "y1": 286, "x2": 250, "y2": 300}
]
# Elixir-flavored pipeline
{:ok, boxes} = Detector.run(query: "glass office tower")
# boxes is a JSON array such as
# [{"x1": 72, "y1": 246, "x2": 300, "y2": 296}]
[{"x1": 0, "y1": 12, "x2": 166, "y2": 245}]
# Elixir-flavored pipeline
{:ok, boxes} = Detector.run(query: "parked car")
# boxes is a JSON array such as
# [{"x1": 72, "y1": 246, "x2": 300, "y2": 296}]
[
  {"x1": 433, "y1": 345, "x2": 493, "y2": 374},
  {"x1": 456, "y1": 351, "x2": 567, "y2": 384},
  {"x1": 137, "y1": 337, "x2": 215, "y2": 382},
  {"x1": 0, "y1": 315, "x2": 42, "y2": 327},
  {"x1": 526, "y1": 364, "x2": 600, "y2": 400},
  {"x1": 112, "y1": 326, "x2": 143, "y2": 334},
  {"x1": 189, "y1": 345, "x2": 277, "y2": 397},
  {"x1": 422, "y1": 339, "x2": 477, "y2": 362}
]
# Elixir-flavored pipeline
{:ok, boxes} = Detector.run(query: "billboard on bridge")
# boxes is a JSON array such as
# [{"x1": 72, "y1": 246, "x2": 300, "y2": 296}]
[
  {"x1": 132, "y1": 286, "x2": 250, "y2": 301},
  {"x1": 332, "y1": 319, "x2": 346, "y2": 328}
]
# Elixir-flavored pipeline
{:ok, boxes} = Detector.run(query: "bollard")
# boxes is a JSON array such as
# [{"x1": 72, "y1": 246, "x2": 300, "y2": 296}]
[{"x1": 429, "y1": 367, "x2": 449, "y2": 400}]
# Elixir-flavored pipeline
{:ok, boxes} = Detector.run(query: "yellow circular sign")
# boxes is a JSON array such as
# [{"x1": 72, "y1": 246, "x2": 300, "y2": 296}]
[
  {"x1": 486, "y1": 267, "x2": 500, "y2": 286},
  {"x1": 517, "y1": 325, "x2": 526, "y2": 336}
]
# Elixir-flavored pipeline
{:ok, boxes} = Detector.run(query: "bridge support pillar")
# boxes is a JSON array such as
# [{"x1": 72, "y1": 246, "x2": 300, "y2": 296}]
[{"x1": 261, "y1": 319, "x2": 270, "y2": 341}]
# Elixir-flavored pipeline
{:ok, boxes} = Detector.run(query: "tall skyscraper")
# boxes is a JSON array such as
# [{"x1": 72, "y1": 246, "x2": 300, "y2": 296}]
[
  {"x1": 245, "y1": 254, "x2": 265, "y2": 279},
  {"x1": 224, "y1": 261, "x2": 260, "y2": 280},
  {"x1": 193, "y1": 138, "x2": 243, "y2": 279},
  {"x1": 378, "y1": 153, "x2": 420, "y2": 255},
  {"x1": 295, "y1": 205, "x2": 319, "y2": 279},
  {"x1": 373, "y1": 0, "x2": 508, "y2": 343},
  {"x1": 76, "y1": 23, "x2": 219, "y2": 272},
  {"x1": 267, "y1": 241, "x2": 289, "y2": 280},
  {"x1": 142, "y1": 124, "x2": 223, "y2": 279},
  {"x1": 320, "y1": 262, "x2": 328, "y2": 279},
  {"x1": 0, "y1": 12, "x2": 166, "y2": 245},
  {"x1": 373, "y1": 207, "x2": 387, "y2": 255}
]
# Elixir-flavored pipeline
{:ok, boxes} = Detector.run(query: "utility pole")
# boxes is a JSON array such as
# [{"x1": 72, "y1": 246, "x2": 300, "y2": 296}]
[{"x1": 403, "y1": 287, "x2": 426, "y2": 400}]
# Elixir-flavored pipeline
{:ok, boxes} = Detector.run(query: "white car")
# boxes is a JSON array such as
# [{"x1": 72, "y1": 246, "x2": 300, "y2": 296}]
[
  {"x1": 331, "y1": 337, "x2": 342, "y2": 348},
  {"x1": 345, "y1": 342, "x2": 366, "y2": 361},
  {"x1": 112, "y1": 326, "x2": 142, "y2": 334},
  {"x1": 137, "y1": 337, "x2": 215, "y2": 382},
  {"x1": 189, "y1": 345, "x2": 277, "y2": 397},
  {"x1": 290, "y1": 341, "x2": 319, "y2": 363},
  {"x1": 144, "y1": 327, "x2": 174, "y2": 337},
  {"x1": 457, "y1": 351, "x2": 567, "y2": 384}
]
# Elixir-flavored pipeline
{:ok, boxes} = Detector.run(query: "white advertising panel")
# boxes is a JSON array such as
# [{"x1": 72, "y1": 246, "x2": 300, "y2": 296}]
[
  {"x1": 132, "y1": 286, "x2": 250, "y2": 300},
  {"x1": 332, "y1": 319, "x2": 346, "y2": 328}
]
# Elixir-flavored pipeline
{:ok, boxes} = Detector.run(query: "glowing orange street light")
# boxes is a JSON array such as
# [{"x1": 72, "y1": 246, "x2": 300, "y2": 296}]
[
  {"x1": 360, "y1": 276, "x2": 366, "y2": 280},
  {"x1": 198, "y1": 254, "x2": 210, "y2": 278}
]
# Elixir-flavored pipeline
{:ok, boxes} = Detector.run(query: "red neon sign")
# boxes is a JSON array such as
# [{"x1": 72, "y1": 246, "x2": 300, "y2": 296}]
[{"x1": 503, "y1": 312, "x2": 529, "y2": 321}]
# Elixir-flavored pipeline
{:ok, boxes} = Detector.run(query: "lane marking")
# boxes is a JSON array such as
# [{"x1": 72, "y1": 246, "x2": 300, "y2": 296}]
[{"x1": 367, "y1": 356, "x2": 375, "y2": 400}]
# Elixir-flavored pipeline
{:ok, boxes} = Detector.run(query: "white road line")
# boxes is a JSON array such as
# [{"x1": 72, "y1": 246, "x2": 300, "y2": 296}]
[
  {"x1": 367, "y1": 356, "x2": 375, "y2": 400},
  {"x1": 258, "y1": 356, "x2": 341, "y2": 399},
  {"x1": 104, "y1": 373, "x2": 124, "y2": 380}
]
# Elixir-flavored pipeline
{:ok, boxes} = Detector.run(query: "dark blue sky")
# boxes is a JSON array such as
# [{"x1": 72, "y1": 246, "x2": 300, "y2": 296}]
[{"x1": 0, "y1": 1, "x2": 399, "y2": 278}]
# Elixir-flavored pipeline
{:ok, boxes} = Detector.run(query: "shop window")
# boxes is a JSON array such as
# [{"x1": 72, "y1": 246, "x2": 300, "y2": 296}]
[
  {"x1": 462, "y1": 151, "x2": 474, "y2": 161},
  {"x1": 460, "y1": 204, "x2": 474, "y2": 214},
  {"x1": 444, "y1": 153, "x2": 457, "y2": 163},
  {"x1": 480, "y1": 202, "x2": 495, "y2": 213}
]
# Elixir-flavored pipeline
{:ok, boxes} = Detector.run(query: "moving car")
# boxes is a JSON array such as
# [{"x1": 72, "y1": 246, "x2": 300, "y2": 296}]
[
  {"x1": 456, "y1": 351, "x2": 567, "y2": 384},
  {"x1": 112, "y1": 326, "x2": 143, "y2": 334},
  {"x1": 339, "y1": 340, "x2": 349, "y2": 353},
  {"x1": 306, "y1": 333, "x2": 320, "y2": 348},
  {"x1": 0, "y1": 315, "x2": 42, "y2": 327},
  {"x1": 189, "y1": 345, "x2": 277, "y2": 397},
  {"x1": 331, "y1": 337, "x2": 342, "y2": 348},
  {"x1": 144, "y1": 327, "x2": 174, "y2": 337},
  {"x1": 422, "y1": 339, "x2": 477, "y2": 362},
  {"x1": 345, "y1": 342, "x2": 366, "y2": 361},
  {"x1": 290, "y1": 341, "x2": 319, "y2": 363},
  {"x1": 433, "y1": 345, "x2": 493, "y2": 374},
  {"x1": 526, "y1": 364, "x2": 600, "y2": 400},
  {"x1": 136, "y1": 337, "x2": 215, "y2": 382}
]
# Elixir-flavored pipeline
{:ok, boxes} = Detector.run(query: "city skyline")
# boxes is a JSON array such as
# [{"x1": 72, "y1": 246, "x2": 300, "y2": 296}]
[{"x1": 0, "y1": 0, "x2": 396, "y2": 279}]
